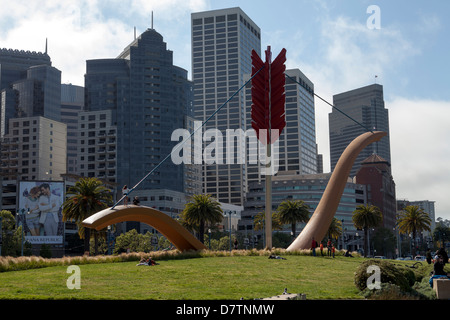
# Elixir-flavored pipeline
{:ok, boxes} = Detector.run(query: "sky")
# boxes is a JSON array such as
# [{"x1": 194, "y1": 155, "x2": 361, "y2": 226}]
[{"x1": 1, "y1": 0, "x2": 449, "y2": 220}]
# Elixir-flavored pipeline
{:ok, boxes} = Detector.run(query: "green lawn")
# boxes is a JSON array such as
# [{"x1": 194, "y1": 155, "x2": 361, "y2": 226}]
[{"x1": 0, "y1": 255, "x2": 365, "y2": 300}]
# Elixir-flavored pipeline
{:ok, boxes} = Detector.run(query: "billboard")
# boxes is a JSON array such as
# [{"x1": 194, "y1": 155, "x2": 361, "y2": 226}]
[{"x1": 18, "y1": 181, "x2": 64, "y2": 244}]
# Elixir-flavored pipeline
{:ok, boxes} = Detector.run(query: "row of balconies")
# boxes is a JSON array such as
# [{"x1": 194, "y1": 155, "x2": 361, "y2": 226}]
[
  {"x1": 96, "y1": 138, "x2": 116, "y2": 145},
  {"x1": 96, "y1": 130, "x2": 116, "y2": 137},
  {"x1": 1, "y1": 138, "x2": 20, "y2": 145}
]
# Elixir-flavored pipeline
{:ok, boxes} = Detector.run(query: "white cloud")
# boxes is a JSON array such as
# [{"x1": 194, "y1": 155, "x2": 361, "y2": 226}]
[
  {"x1": 274, "y1": 12, "x2": 450, "y2": 220},
  {"x1": 280, "y1": 14, "x2": 419, "y2": 174},
  {"x1": 0, "y1": 0, "x2": 207, "y2": 85},
  {"x1": 389, "y1": 97, "x2": 450, "y2": 219}
]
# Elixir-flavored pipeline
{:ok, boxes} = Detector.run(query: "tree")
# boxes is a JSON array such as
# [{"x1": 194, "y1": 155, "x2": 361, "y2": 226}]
[
  {"x1": 397, "y1": 205, "x2": 432, "y2": 257},
  {"x1": 253, "y1": 210, "x2": 282, "y2": 231},
  {"x1": 327, "y1": 218, "x2": 343, "y2": 241},
  {"x1": 62, "y1": 177, "x2": 112, "y2": 254},
  {"x1": 180, "y1": 194, "x2": 223, "y2": 244},
  {"x1": 433, "y1": 220, "x2": 450, "y2": 248},
  {"x1": 352, "y1": 204, "x2": 383, "y2": 257},
  {"x1": 276, "y1": 200, "x2": 310, "y2": 238},
  {"x1": 0, "y1": 210, "x2": 21, "y2": 256}
]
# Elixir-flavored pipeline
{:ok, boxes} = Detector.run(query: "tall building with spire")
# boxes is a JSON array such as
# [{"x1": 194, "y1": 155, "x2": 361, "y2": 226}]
[
  {"x1": 82, "y1": 26, "x2": 195, "y2": 198},
  {"x1": 329, "y1": 84, "x2": 391, "y2": 177}
]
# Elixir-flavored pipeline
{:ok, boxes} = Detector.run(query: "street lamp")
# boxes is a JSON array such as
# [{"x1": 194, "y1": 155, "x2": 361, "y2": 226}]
[
  {"x1": 225, "y1": 211, "x2": 236, "y2": 252},
  {"x1": 208, "y1": 228, "x2": 211, "y2": 250},
  {"x1": 107, "y1": 225, "x2": 111, "y2": 255}
]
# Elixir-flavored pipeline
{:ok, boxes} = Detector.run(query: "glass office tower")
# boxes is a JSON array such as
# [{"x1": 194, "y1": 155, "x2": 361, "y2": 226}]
[
  {"x1": 0, "y1": 49, "x2": 60, "y2": 136},
  {"x1": 191, "y1": 7, "x2": 261, "y2": 205},
  {"x1": 329, "y1": 84, "x2": 391, "y2": 177},
  {"x1": 84, "y1": 28, "x2": 193, "y2": 193}
]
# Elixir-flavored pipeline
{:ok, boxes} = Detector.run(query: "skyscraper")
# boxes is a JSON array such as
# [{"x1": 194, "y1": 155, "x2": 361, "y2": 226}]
[
  {"x1": 0, "y1": 48, "x2": 60, "y2": 137},
  {"x1": 83, "y1": 27, "x2": 193, "y2": 195},
  {"x1": 0, "y1": 47, "x2": 64, "y2": 182},
  {"x1": 0, "y1": 47, "x2": 51, "y2": 90},
  {"x1": 61, "y1": 84, "x2": 84, "y2": 174},
  {"x1": 191, "y1": 7, "x2": 261, "y2": 205},
  {"x1": 329, "y1": 84, "x2": 391, "y2": 177}
]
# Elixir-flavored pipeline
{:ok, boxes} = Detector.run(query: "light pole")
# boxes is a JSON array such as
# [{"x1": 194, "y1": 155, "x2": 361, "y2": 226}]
[
  {"x1": 107, "y1": 225, "x2": 111, "y2": 255},
  {"x1": 208, "y1": 228, "x2": 211, "y2": 250},
  {"x1": 225, "y1": 211, "x2": 236, "y2": 252}
]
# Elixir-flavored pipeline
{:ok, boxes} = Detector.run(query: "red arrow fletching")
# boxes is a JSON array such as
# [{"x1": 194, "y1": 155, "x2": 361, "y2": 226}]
[{"x1": 251, "y1": 47, "x2": 286, "y2": 145}]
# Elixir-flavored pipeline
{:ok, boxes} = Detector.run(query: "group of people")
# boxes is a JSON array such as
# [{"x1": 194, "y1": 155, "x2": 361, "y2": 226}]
[
  {"x1": 428, "y1": 248, "x2": 449, "y2": 287},
  {"x1": 122, "y1": 185, "x2": 140, "y2": 206},
  {"x1": 137, "y1": 256, "x2": 159, "y2": 266},
  {"x1": 311, "y1": 238, "x2": 336, "y2": 258}
]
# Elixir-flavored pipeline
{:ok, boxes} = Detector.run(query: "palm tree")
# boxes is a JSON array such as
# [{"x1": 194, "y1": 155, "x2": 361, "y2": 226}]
[
  {"x1": 276, "y1": 200, "x2": 310, "y2": 238},
  {"x1": 352, "y1": 204, "x2": 383, "y2": 257},
  {"x1": 327, "y1": 217, "x2": 343, "y2": 241},
  {"x1": 253, "y1": 210, "x2": 282, "y2": 232},
  {"x1": 397, "y1": 205, "x2": 432, "y2": 257},
  {"x1": 62, "y1": 177, "x2": 112, "y2": 254},
  {"x1": 181, "y1": 194, "x2": 223, "y2": 244}
]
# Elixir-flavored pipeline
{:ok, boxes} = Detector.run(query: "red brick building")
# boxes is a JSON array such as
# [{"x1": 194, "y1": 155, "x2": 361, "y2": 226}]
[{"x1": 355, "y1": 154, "x2": 397, "y2": 231}]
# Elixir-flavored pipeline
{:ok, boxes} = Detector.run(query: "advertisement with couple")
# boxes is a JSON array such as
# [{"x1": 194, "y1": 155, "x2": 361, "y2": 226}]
[{"x1": 18, "y1": 181, "x2": 64, "y2": 244}]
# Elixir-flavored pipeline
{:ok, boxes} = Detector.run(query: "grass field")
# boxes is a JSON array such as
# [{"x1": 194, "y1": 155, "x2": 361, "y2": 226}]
[{"x1": 0, "y1": 254, "x2": 365, "y2": 300}]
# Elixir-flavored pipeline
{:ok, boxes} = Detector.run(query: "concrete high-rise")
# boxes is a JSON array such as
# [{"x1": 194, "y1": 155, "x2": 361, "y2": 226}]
[
  {"x1": 1, "y1": 116, "x2": 66, "y2": 181},
  {"x1": 191, "y1": 7, "x2": 261, "y2": 205},
  {"x1": 329, "y1": 84, "x2": 391, "y2": 177},
  {"x1": 61, "y1": 84, "x2": 84, "y2": 175}
]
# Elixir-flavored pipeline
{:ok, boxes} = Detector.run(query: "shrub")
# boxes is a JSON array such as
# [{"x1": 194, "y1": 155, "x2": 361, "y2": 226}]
[
  {"x1": 360, "y1": 283, "x2": 420, "y2": 300},
  {"x1": 354, "y1": 259, "x2": 415, "y2": 293}
]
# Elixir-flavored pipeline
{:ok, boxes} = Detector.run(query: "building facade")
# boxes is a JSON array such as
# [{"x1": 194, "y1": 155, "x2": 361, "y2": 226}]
[
  {"x1": 0, "y1": 47, "x2": 51, "y2": 91},
  {"x1": 83, "y1": 27, "x2": 193, "y2": 195},
  {"x1": 242, "y1": 172, "x2": 367, "y2": 250},
  {"x1": 355, "y1": 154, "x2": 397, "y2": 231},
  {"x1": 329, "y1": 84, "x2": 391, "y2": 177},
  {"x1": 191, "y1": 7, "x2": 261, "y2": 206},
  {"x1": 61, "y1": 84, "x2": 84, "y2": 175},
  {"x1": 77, "y1": 109, "x2": 117, "y2": 184},
  {"x1": 0, "y1": 48, "x2": 61, "y2": 137},
  {"x1": 397, "y1": 199, "x2": 436, "y2": 234},
  {"x1": 1, "y1": 116, "x2": 67, "y2": 181}
]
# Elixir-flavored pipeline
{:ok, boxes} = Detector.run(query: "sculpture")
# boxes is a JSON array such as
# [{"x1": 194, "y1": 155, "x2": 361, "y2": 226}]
[
  {"x1": 81, "y1": 205, "x2": 207, "y2": 252},
  {"x1": 286, "y1": 131, "x2": 387, "y2": 251}
]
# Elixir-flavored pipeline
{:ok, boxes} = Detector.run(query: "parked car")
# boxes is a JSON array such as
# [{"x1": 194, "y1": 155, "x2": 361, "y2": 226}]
[
  {"x1": 415, "y1": 255, "x2": 426, "y2": 261},
  {"x1": 374, "y1": 256, "x2": 387, "y2": 259}
]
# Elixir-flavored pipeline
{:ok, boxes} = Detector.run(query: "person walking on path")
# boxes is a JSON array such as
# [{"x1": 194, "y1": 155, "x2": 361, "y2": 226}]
[
  {"x1": 327, "y1": 239, "x2": 332, "y2": 257},
  {"x1": 122, "y1": 185, "x2": 129, "y2": 206},
  {"x1": 311, "y1": 237, "x2": 317, "y2": 256}
]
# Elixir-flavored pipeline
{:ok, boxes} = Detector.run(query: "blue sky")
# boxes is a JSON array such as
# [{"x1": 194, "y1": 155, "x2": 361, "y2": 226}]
[{"x1": 1, "y1": 0, "x2": 449, "y2": 220}]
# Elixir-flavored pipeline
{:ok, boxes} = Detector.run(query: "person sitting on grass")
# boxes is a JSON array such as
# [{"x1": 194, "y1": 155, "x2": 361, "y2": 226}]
[{"x1": 137, "y1": 257, "x2": 158, "y2": 266}]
